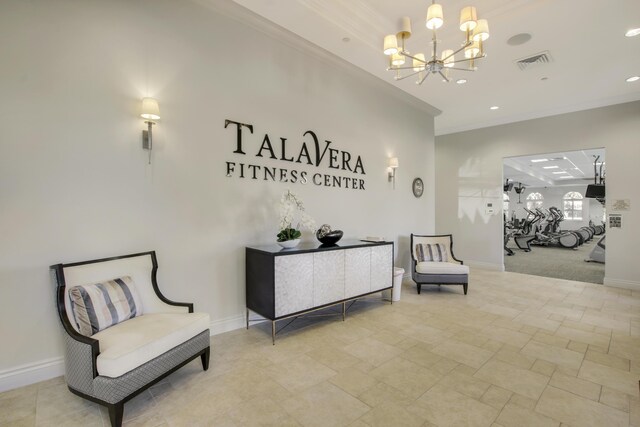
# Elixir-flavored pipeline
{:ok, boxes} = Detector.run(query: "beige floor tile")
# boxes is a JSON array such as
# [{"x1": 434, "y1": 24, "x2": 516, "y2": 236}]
[
  {"x1": 567, "y1": 340, "x2": 589, "y2": 354},
  {"x1": 481, "y1": 385, "x2": 513, "y2": 410},
  {"x1": 493, "y1": 346, "x2": 536, "y2": 370},
  {"x1": 480, "y1": 303, "x2": 522, "y2": 319},
  {"x1": 34, "y1": 385, "x2": 98, "y2": 421},
  {"x1": 264, "y1": 354, "x2": 337, "y2": 393},
  {"x1": 531, "y1": 360, "x2": 556, "y2": 377},
  {"x1": 399, "y1": 342, "x2": 442, "y2": 368},
  {"x1": 226, "y1": 396, "x2": 300, "y2": 426},
  {"x1": 521, "y1": 340, "x2": 584, "y2": 371},
  {"x1": 474, "y1": 360, "x2": 549, "y2": 400},
  {"x1": 431, "y1": 339, "x2": 494, "y2": 369},
  {"x1": 513, "y1": 313, "x2": 561, "y2": 332},
  {"x1": 306, "y1": 346, "x2": 361, "y2": 371},
  {"x1": 548, "y1": 371, "x2": 601, "y2": 401},
  {"x1": 610, "y1": 334, "x2": 640, "y2": 361},
  {"x1": 370, "y1": 357, "x2": 441, "y2": 399},
  {"x1": 409, "y1": 384, "x2": 499, "y2": 427},
  {"x1": 531, "y1": 331, "x2": 570, "y2": 349},
  {"x1": 585, "y1": 349, "x2": 630, "y2": 371},
  {"x1": 600, "y1": 387, "x2": 631, "y2": 412},
  {"x1": 282, "y1": 382, "x2": 370, "y2": 427},
  {"x1": 357, "y1": 403, "x2": 425, "y2": 427},
  {"x1": 479, "y1": 326, "x2": 532, "y2": 349},
  {"x1": 508, "y1": 394, "x2": 538, "y2": 410},
  {"x1": 356, "y1": 382, "x2": 415, "y2": 408},
  {"x1": 535, "y1": 386, "x2": 628, "y2": 427},
  {"x1": 578, "y1": 359, "x2": 640, "y2": 397},
  {"x1": 430, "y1": 358, "x2": 459, "y2": 375},
  {"x1": 581, "y1": 313, "x2": 630, "y2": 333},
  {"x1": 495, "y1": 403, "x2": 560, "y2": 427},
  {"x1": 342, "y1": 337, "x2": 403, "y2": 367},
  {"x1": 329, "y1": 368, "x2": 378, "y2": 397},
  {"x1": 554, "y1": 326, "x2": 610, "y2": 348},
  {"x1": 435, "y1": 370, "x2": 492, "y2": 399},
  {"x1": 631, "y1": 396, "x2": 640, "y2": 427},
  {"x1": 35, "y1": 406, "x2": 102, "y2": 427},
  {"x1": 0, "y1": 393, "x2": 36, "y2": 424}
]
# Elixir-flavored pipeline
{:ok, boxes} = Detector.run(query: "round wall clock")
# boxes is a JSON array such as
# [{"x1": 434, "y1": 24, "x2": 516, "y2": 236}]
[{"x1": 412, "y1": 178, "x2": 424, "y2": 198}]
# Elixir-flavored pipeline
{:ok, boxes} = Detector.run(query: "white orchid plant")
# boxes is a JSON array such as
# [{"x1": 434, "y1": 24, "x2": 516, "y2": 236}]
[{"x1": 277, "y1": 190, "x2": 316, "y2": 242}]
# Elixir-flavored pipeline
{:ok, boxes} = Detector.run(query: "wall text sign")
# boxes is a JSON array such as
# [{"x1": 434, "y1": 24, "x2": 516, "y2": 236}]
[{"x1": 224, "y1": 120, "x2": 366, "y2": 190}]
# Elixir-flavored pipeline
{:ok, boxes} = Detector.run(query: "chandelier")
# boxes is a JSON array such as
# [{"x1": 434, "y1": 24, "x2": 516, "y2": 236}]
[{"x1": 382, "y1": 1, "x2": 490, "y2": 84}]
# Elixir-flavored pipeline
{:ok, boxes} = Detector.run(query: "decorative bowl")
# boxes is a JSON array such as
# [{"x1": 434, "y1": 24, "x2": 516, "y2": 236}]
[
  {"x1": 317, "y1": 230, "x2": 343, "y2": 245},
  {"x1": 277, "y1": 239, "x2": 300, "y2": 249}
]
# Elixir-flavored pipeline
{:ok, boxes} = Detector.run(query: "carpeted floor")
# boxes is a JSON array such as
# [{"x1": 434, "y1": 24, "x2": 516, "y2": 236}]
[{"x1": 505, "y1": 237, "x2": 605, "y2": 284}]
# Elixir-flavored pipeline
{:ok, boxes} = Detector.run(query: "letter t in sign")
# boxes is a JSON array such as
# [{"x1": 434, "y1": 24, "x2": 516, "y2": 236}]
[{"x1": 224, "y1": 120, "x2": 253, "y2": 155}]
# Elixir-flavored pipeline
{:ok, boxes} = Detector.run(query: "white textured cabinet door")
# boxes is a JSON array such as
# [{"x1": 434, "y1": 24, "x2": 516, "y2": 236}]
[
  {"x1": 275, "y1": 254, "x2": 314, "y2": 317},
  {"x1": 370, "y1": 245, "x2": 393, "y2": 292},
  {"x1": 345, "y1": 247, "x2": 371, "y2": 298},
  {"x1": 313, "y1": 251, "x2": 345, "y2": 306}
]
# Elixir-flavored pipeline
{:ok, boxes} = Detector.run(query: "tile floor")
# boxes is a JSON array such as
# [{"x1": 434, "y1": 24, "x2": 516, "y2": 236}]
[{"x1": 1, "y1": 269, "x2": 640, "y2": 426}]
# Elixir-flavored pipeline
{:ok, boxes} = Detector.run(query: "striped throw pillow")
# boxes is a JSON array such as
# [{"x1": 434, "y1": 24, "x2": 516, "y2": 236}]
[
  {"x1": 416, "y1": 243, "x2": 449, "y2": 262},
  {"x1": 69, "y1": 276, "x2": 142, "y2": 336}
]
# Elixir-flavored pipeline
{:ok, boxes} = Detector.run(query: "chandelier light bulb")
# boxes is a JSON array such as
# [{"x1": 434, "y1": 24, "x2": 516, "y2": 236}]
[
  {"x1": 383, "y1": 34, "x2": 399, "y2": 55},
  {"x1": 441, "y1": 49, "x2": 455, "y2": 67},
  {"x1": 426, "y1": 4, "x2": 444, "y2": 30},
  {"x1": 459, "y1": 6, "x2": 477, "y2": 32},
  {"x1": 472, "y1": 19, "x2": 490, "y2": 41},
  {"x1": 413, "y1": 53, "x2": 426, "y2": 72},
  {"x1": 464, "y1": 41, "x2": 480, "y2": 58},
  {"x1": 391, "y1": 52, "x2": 405, "y2": 66}
]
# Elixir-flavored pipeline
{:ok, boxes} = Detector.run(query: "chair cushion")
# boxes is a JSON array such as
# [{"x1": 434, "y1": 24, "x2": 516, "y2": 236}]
[
  {"x1": 415, "y1": 243, "x2": 449, "y2": 262},
  {"x1": 416, "y1": 261, "x2": 469, "y2": 275},
  {"x1": 93, "y1": 312, "x2": 210, "y2": 378},
  {"x1": 68, "y1": 276, "x2": 143, "y2": 337}
]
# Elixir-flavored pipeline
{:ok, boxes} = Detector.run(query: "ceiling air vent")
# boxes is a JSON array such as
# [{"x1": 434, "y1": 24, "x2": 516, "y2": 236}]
[{"x1": 515, "y1": 51, "x2": 552, "y2": 71}]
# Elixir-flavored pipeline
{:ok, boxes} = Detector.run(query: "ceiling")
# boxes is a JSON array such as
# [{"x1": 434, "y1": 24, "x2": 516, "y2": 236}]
[
  {"x1": 503, "y1": 148, "x2": 605, "y2": 188},
  {"x1": 231, "y1": 0, "x2": 640, "y2": 135}
]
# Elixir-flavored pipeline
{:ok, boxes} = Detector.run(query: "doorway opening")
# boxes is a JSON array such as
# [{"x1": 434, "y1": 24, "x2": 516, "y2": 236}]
[{"x1": 503, "y1": 148, "x2": 605, "y2": 284}]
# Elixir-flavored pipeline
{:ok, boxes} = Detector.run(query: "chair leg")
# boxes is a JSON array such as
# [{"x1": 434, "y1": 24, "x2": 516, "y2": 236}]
[
  {"x1": 463, "y1": 283, "x2": 468, "y2": 295},
  {"x1": 201, "y1": 347, "x2": 210, "y2": 371},
  {"x1": 108, "y1": 402, "x2": 124, "y2": 427},
  {"x1": 417, "y1": 284, "x2": 421, "y2": 294}
]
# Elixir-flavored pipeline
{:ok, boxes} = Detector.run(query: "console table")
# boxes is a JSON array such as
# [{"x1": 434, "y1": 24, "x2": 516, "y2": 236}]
[{"x1": 246, "y1": 240, "x2": 394, "y2": 343}]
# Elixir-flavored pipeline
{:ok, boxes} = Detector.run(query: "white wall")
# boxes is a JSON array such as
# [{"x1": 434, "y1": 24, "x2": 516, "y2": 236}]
[
  {"x1": 505, "y1": 184, "x2": 605, "y2": 229},
  {"x1": 0, "y1": 0, "x2": 437, "y2": 387},
  {"x1": 436, "y1": 101, "x2": 640, "y2": 285}
]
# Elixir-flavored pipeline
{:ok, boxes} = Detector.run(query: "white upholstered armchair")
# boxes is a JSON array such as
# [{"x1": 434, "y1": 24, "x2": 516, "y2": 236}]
[
  {"x1": 50, "y1": 251, "x2": 211, "y2": 427},
  {"x1": 410, "y1": 234, "x2": 469, "y2": 295}
]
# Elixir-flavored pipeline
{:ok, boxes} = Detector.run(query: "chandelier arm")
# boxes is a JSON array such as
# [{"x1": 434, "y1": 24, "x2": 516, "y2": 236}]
[
  {"x1": 387, "y1": 66, "x2": 423, "y2": 71},
  {"x1": 438, "y1": 71, "x2": 450, "y2": 82},
  {"x1": 432, "y1": 30, "x2": 438, "y2": 61},
  {"x1": 417, "y1": 71, "x2": 429, "y2": 85},
  {"x1": 442, "y1": 41, "x2": 473, "y2": 62},
  {"x1": 399, "y1": 51, "x2": 427, "y2": 64},
  {"x1": 452, "y1": 55, "x2": 486, "y2": 64}
]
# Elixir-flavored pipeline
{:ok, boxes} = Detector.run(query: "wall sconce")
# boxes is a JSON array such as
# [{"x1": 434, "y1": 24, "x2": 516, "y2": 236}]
[
  {"x1": 388, "y1": 157, "x2": 399, "y2": 188},
  {"x1": 140, "y1": 97, "x2": 160, "y2": 164}
]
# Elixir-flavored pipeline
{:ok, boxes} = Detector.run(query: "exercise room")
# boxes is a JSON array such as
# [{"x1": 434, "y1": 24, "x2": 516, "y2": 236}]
[
  {"x1": 1, "y1": 1, "x2": 639, "y2": 426},
  {"x1": 503, "y1": 149, "x2": 607, "y2": 284}
]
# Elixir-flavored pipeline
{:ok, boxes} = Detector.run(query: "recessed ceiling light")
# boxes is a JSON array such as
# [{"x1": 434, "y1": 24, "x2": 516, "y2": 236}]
[
  {"x1": 625, "y1": 28, "x2": 640, "y2": 37},
  {"x1": 490, "y1": 106, "x2": 499, "y2": 110},
  {"x1": 531, "y1": 158, "x2": 549, "y2": 163},
  {"x1": 559, "y1": 176, "x2": 574, "y2": 179},
  {"x1": 543, "y1": 166, "x2": 559, "y2": 169},
  {"x1": 626, "y1": 76, "x2": 640, "y2": 82},
  {"x1": 552, "y1": 171, "x2": 568, "y2": 174},
  {"x1": 456, "y1": 79, "x2": 467, "y2": 84}
]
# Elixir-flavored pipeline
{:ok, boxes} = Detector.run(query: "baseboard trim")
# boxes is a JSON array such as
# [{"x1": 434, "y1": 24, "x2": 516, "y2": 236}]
[
  {"x1": 465, "y1": 260, "x2": 505, "y2": 271},
  {"x1": 603, "y1": 277, "x2": 640, "y2": 290},
  {"x1": 209, "y1": 313, "x2": 247, "y2": 336},
  {"x1": 0, "y1": 357, "x2": 64, "y2": 393}
]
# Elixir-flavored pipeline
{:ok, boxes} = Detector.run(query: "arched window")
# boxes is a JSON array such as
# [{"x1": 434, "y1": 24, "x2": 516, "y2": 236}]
[
  {"x1": 503, "y1": 193, "x2": 510, "y2": 212},
  {"x1": 526, "y1": 192, "x2": 543, "y2": 211},
  {"x1": 563, "y1": 191, "x2": 583, "y2": 220}
]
